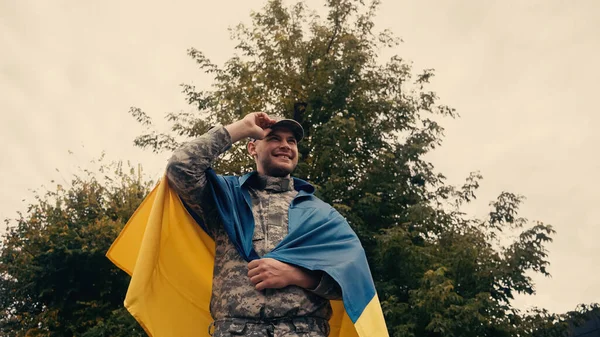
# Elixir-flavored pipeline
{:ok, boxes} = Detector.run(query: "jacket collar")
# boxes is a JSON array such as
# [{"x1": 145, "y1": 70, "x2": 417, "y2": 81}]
[{"x1": 239, "y1": 171, "x2": 315, "y2": 194}]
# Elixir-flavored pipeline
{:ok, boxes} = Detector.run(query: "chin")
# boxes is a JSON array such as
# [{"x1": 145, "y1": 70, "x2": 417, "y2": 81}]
[{"x1": 265, "y1": 165, "x2": 294, "y2": 177}]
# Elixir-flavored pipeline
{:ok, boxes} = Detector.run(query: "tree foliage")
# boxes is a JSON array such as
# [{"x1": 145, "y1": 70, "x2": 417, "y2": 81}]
[
  {"x1": 0, "y1": 160, "x2": 151, "y2": 336},
  {"x1": 129, "y1": 1, "x2": 598, "y2": 336}
]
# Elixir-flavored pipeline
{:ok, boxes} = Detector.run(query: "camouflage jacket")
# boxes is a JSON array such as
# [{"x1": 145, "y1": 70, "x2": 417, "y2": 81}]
[{"x1": 166, "y1": 126, "x2": 342, "y2": 321}]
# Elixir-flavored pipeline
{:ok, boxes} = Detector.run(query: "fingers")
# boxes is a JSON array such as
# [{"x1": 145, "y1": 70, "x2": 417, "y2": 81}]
[
  {"x1": 252, "y1": 276, "x2": 277, "y2": 291},
  {"x1": 254, "y1": 112, "x2": 276, "y2": 129},
  {"x1": 248, "y1": 258, "x2": 283, "y2": 290},
  {"x1": 248, "y1": 266, "x2": 260, "y2": 278},
  {"x1": 255, "y1": 280, "x2": 268, "y2": 291},
  {"x1": 248, "y1": 259, "x2": 260, "y2": 269},
  {"x1": 248, "y1": 266, "x2": 270, "y2": 291},
  {"x1": 247, "y1": 259, "x2": 263, "y2": 281},
  {"x1": 242, "y1": 112, "x2": 275, "y2": 140},
  {"x1": 249, "y1": 272, "x2": 262, "y2": 282}
]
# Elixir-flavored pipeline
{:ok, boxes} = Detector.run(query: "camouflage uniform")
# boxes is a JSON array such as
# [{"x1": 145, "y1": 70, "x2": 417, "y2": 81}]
[{"x1": 167, "y1": 126, "x2": 342, "y2": 337}]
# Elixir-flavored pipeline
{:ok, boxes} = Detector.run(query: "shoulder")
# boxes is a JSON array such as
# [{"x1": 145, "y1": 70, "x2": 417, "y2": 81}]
[
  {"x1": 205, "y1": 169, "x2": 240, "y2": 184},
  {"x1": 307, "y1": 194, "x2": 332, "y2": 209},
  {"x1": 204, "y1": 170, "x2": 245, "y2": 194},
  {"x1": 295, "y1": 193, "x2": 340, "y2": 218}
]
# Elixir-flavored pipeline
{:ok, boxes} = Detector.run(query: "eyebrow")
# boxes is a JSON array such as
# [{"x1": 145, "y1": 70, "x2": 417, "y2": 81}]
[{"x1": 265, "y1": 134, "x2": 296, "y2": 142}]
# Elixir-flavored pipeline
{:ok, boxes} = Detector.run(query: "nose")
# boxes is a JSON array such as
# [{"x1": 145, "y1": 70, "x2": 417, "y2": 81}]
[{"x1": 279, "y1": 139, "x2": 292, "y2": 149}]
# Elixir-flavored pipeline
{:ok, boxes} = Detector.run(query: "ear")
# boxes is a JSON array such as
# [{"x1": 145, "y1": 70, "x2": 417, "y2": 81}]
[{"x1": 247, "y1": 140, "x2": 257, "y2": 157}]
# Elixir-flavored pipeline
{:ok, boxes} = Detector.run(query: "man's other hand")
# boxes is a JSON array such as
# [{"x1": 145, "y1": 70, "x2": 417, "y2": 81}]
[{"x1": 247, "y1": 258, "x2": 320, "y2": 291}]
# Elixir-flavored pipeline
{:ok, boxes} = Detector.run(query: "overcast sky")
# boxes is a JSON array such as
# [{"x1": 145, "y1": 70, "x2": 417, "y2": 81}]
[{"x1": 1, "y1": 0, "x2": 599, "y2": 315}]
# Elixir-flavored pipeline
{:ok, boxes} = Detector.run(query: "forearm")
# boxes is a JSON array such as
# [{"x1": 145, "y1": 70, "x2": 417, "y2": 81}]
[
  {"x1": 166, "y1": 126, "x2": 232, "y2": 216},
  {"x1": 224, "y1": 119, "x2": 253, "y2": 143},
  {"x1": 307, "y1": 272, "x2": 343, "y2": 300},
  {"x1": 291, "y1": 267, "x2": 343, "y2": 300}
]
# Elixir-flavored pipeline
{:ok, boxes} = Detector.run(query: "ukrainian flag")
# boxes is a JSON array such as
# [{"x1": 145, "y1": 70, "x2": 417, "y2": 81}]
[{"x1": 107, "y1": 175, "x2": 388, "y2": 337}]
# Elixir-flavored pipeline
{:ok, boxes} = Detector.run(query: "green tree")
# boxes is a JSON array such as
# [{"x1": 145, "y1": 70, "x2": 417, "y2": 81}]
[
  {"x1": 0, "y1": 160, "x2": 151, "y2": 337},
  {"x1": 128, "y1": 1, "x2": 598, "y2": 336}
]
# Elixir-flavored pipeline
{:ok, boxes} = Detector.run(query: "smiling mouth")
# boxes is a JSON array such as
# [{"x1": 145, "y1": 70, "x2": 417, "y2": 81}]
[{"x1": 274, "y1": 154, "x2": 292, "y2": 160}]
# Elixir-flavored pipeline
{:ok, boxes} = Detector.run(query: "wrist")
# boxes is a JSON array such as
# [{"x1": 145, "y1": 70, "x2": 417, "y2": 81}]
[
  {"x1": 296, "y1": 269, "x2": 321, "y2": 289},
  {"x1": 224, "y1": 120, "x2": 250, "y2": 143}
]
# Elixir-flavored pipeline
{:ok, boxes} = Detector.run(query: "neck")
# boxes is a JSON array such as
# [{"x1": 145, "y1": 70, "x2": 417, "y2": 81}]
[
  {"x1": 256, "y1": 168, "x2": 291, "y2": 179},
  {"x1": 253, "y1": 173, "x2": 293, "y2": 192}
]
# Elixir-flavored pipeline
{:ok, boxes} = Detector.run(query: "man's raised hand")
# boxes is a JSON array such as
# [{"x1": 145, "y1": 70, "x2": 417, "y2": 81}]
[{"x1": 225, "y1": 112, "x2": 276, "y2": 143}]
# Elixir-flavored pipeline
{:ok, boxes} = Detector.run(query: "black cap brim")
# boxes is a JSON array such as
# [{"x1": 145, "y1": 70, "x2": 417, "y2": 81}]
[{"x1": 269, "y1": 119, "x2": 304, "y2": 142}]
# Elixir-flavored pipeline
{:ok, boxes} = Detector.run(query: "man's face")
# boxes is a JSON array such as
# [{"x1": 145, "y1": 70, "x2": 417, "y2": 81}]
[{"x1": 247, "y1": 128, "x2": 299, "y2": 177}]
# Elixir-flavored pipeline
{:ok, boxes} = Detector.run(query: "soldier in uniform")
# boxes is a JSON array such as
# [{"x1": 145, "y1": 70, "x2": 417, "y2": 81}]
[{"x1": 166, "y1": 112, "x2": 342, "y2": 337}]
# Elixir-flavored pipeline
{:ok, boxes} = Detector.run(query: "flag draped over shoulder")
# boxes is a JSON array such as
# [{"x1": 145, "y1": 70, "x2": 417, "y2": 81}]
[{"x1": 107, "y1": 172, "x2": 388, "y2": 337}]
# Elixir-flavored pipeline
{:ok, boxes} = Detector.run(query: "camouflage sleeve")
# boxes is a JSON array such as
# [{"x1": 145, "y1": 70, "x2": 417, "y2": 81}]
[
  {"x1": 308, "y1": 272, "x2": 343, "y2": 300},
  {"x1": 166, "y1": 126, "x2": 232, "y2": 226}
]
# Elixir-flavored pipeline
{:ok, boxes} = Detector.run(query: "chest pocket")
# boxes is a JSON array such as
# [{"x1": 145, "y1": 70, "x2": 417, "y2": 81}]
[
  {"x1": 252, "y1": 224, "x2": 265, "y2": 242},
  {"x1": 249, "y1": 189, "x2": 295, "y2": 253},
  {"x1": 251, "y1": 217, "x2": 265, "y2": 255}
]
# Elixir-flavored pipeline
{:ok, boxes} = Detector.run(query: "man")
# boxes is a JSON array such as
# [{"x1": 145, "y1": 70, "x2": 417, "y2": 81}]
[{"x1": 166, "y1": 112, "x2": 342, "y2": 336}]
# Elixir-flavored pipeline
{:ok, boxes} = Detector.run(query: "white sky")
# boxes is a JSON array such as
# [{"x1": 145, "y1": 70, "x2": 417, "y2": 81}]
[{"x1": 1, "y1": 0, "x2": 599, "y2": 315}]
